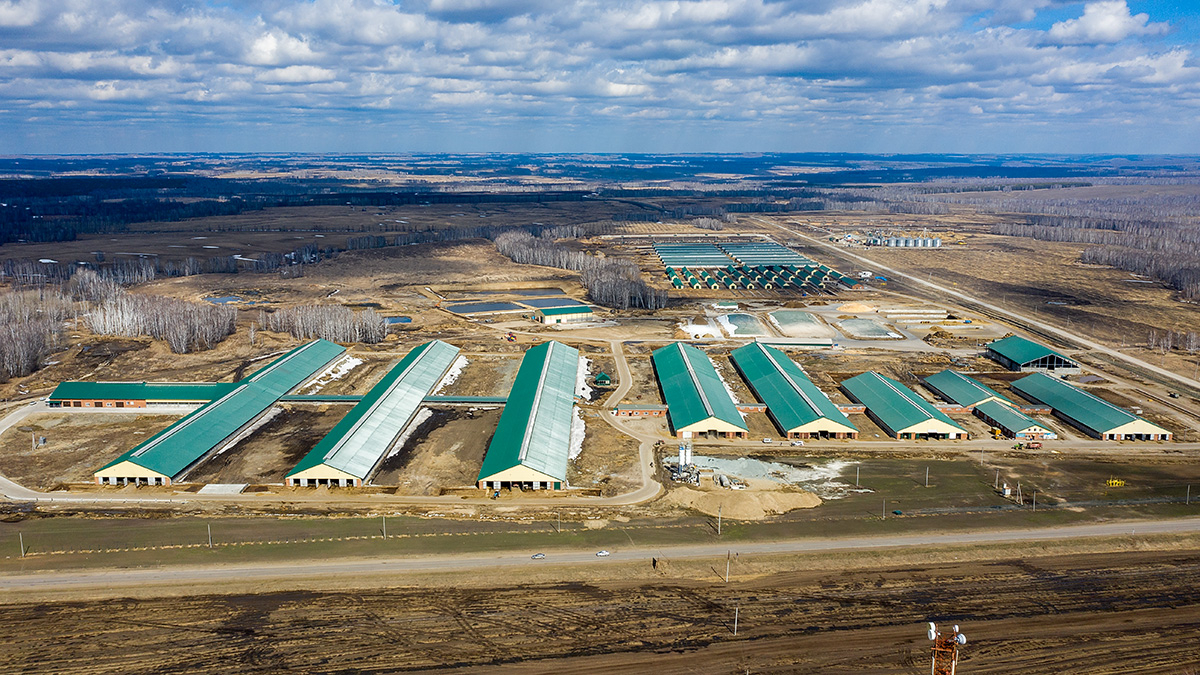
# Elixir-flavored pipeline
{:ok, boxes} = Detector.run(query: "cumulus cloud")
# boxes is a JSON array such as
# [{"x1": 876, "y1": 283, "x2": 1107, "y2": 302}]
[
  {"x1": 1047, "y1": 0, "x2": 1168, "y2": 45},
  {"x1": 0, "y1": 0, "x2": 1193, "y2": 152}
]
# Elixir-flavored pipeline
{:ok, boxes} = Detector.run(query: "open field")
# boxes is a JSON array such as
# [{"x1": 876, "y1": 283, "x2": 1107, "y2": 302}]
[
  {"x1": 373, "y1": 406, "x2": 502, "y2": 492},
  {"x1": 0, "y1": 542, "x2": 1198, "y2": 674},
  {"x1": 0, "y1": 412, "x2": 178, "y2": 489},
  {"x1": 186, "y1": 405, "x2": 347, "y2": 485}
]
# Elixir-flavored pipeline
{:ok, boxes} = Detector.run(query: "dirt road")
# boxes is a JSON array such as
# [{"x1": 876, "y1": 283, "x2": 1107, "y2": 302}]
[
  {"x1": 757, "y1": 217, "x2": 1200, "y2": 391},
  {"x1": 2, "y1": 516, "x2": 1196, "y2": 593}
]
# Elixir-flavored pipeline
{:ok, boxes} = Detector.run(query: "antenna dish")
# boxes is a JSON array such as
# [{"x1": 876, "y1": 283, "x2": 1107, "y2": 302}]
[
  {"x1": 928, "y1": 622, "x2": 937, "y2": 631},
  {"x1": 955, "y1": 634, "x2": 967, "y2": 645},
  {"x1": 927, "y1": 629, "x2": 937, "y2": 641},
  {"x1": 952, "y1": 625, "x2": 960, "y2": 633}
]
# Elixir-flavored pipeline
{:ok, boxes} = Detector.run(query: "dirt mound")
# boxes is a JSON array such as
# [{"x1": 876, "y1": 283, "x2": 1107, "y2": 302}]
[
  {"x1": 662, "y1": 486, "x2": 820, "y2": 519},
  {"x1": 837, "y1": 302, "x2": 876, "y2": 313}
]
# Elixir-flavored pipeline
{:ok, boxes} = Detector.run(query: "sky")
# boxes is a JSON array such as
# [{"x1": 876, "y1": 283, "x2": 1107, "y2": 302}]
[{"x1": 1, "y1": 0, "x2": 1199, "y2": 154}]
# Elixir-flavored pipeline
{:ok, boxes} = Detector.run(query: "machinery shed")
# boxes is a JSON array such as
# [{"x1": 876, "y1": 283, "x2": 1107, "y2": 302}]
[
  {"x1": 840, "y1": 372, "x2": 968, "y2": 440},
  {"x1": 287, "y1": 340, "x2": 461, "y2": 487},
  {"x1": 986, "y1": 336, "x2": 1079, "y2": 373},
  {"x1": 652, "y1": 342, "x2": 748, "y2": 439},
  {"x1": 974, "y1": 400, "x2": 1057, "y2": 440},
  {"x1": 534, "y1": 305, "x2": 593, "y2": 324},
  {"x1": 729, "y1": 343, "x2": 857, "y2": 439},
  {"x1": 1011, "y1": 373, "x2": 1172, "y2": 440},
  {"x1": 48, "y1": 381, "x2": 237, "y2": 408},
  {"x1": 477, "y1": 341, "x2": 580, "y2": 490},
  {"x1": 93, "y1": 339, "x2": 347, "y2": 486},
  {"x1": 922, "y1": 370, "x2": 1011, "y2": 409}
]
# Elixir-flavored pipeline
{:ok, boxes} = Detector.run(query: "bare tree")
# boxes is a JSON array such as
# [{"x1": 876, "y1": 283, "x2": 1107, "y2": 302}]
[{"x1": 262, "y1": 305, "x2": 387, "y2": 343}]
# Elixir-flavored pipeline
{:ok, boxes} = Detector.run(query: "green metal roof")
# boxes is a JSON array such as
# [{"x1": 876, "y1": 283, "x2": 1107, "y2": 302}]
[
  {"x1": 651, "y1": 342, "x2": 747, "y2": 431},
  {"x1": 477, "y1": 341, "x2": 579, "y2": 483},
  {"x1": 98, "y1": 339, "x2": 346, "y2": 479},
  {"x1": 974, "y1": 400, "x2": 1047, "y2": 434},
  {"x1": 730, "y1": 343, "x2": 855, "y2": 433},
  {"x1": 922, "y1": 370, "x2": 1010, "y2": 407},
  {"x1": 49, "y1": 381, "x2": 237, "y2": 402},
  {"x1": 537, "y1": 305, "x2": 593, "y2": 316},
  {"x1": 289, "y1": 340, "x2": 460, "y2": 481},
  {"x1": 987, "y1": 336, "x2": 1075, "y2": 367},
  {"x1": 1011, "y1": 372, "x2": 1160, "y2": 434},
  {"x1": 840, "y1": 372, "x2": 965, "y2": 435}
]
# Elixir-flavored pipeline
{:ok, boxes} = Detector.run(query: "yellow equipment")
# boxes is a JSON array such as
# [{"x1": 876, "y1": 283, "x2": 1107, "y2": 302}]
[{"x1": 1106, "y1": 477, "x2": 1126, "y2": 488}]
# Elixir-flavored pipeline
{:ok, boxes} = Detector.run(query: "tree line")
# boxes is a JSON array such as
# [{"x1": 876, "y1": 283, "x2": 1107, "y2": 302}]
[
  {"x1": 260, "y1": 305, "x2": 387, "y2": 344},
  {"x1": 493, "y1": 230, "x2": 667, "y2": 310}
]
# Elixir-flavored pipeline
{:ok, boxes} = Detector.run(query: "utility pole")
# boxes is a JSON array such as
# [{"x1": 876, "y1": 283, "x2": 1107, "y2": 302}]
[
  {"x1": 18, "y1": 532, "x2": 24, "y2": 558},
  {"x1": 856, "y1": 465, "x2": 860, "y2": 487},
  {"x1": 925, "y1": 466, "x2": 929, "y2": 488},
  {"x1": 717, "y1": 505, "x2": 722, "y2": 536},
  {"x1": 726, "y1": 550, "x2": 730, "y2": 583},
  {"x1": 557, "y1": 511, "x2": 561, "y2": 533},
  {"x1": 1033, "y1": 490, "x2": 1037, "y2": 512},
  {"x1": 1017, "y1": 482, "x2": 1023, "y2": 505},
  {"x1": 383, "y1": 515, "x2": 387, "y2": 540},
  {"x1": 883, "y1": 499, "x2": 887, "y2": 520},
  {"x1": 207, "y1": 524, "x2": 212, "y2": 549},
  {"x1": 995, "y1": 469, "x2": 999, "y2": 489},
  {"x1": 733, "y1": 603, "x2": 739, "y2": 636}
]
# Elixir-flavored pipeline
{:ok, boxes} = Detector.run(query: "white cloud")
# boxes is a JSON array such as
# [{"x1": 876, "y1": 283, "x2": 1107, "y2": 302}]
[
  {"x1": 245, "y1": 31, "x2": 318, "y2": 66},
  {"x1": 0, "y1": 0, "x2": 1194, "y2": 152},
  {"x1": 255, "y1": 65, "x2": 338, "y2": 83},
  {"x1": 1048, "y1": 0, "x2": 1168, "y2": 45}
]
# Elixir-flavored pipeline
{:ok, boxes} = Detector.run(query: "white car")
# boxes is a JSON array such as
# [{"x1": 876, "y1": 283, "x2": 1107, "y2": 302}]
[
  {"x1": 762, "y1": 438, "x2": 772, "y2": 444},
  {"x1": 595, "y1": 550, "x2": 611, "y2": 557},
  {"x1": 791, "y1": 440, "x2": 805, "y2": 446}
]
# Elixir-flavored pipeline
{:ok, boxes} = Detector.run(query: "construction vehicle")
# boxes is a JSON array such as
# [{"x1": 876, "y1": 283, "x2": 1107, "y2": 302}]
[
  {"x1": 1106, "y1": 477, "x2": 1126, "y2": 488},
  {"x1": 991, "y1": 428, "x2": 1004, "y2": 439}
]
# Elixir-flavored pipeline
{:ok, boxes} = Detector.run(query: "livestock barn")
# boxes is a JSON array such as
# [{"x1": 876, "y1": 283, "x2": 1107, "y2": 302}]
[
  {"x1": 93, "y1": 340, "x2": 347, "y2": 486},
  {"x1": 729, "y1": 342, "x2": 857, "y2": 439},
  {"x1": 922, "y1": 369, "x2": 1011, "y2": 409},
  {"x1": 48, "y1": 381, "x2": 236, "y2": 408},
  {"x1": 287, "y1": 340, "x2": 461, "y2": 487},
  {"x1": 1012, "y1": 373, "x2": 1171, "y2": 441},
  {"x1": 477, "y1": 340, "x2": 580, "y2": 491},
  {"x1": 652, "y1": 342, "x2": 748, "y2": 439},
  {"x1": 840, "y1": 372, "x2": 968, "y2": 440},
  {"x1": 986, "y1": 336, "x2": 1079, "y2": 373}
]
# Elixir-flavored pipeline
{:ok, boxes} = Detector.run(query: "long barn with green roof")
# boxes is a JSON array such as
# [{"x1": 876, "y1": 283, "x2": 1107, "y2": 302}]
[
  {"x1": 477, "y1": 340, "x2": 580, "y2": 490},
  {"x1": 652, "y1": 342, "x2": 748, "y2": 439},
  {"x1": 840, "y1": 372, "x2": 968, "y2": 440},
  {"x1": 287, "y1": 340, "x2": 461, "y2": 487},
  {"x1": 986, "y1": 336, "x2": 1078, "y2": 373},
  {"x1": 729, "y1": 343, "x2": 857, "y2": 439},
  {"x1": 94, "y1": 339, "x2": 347, "y2": 486},
  {"x1": 1012, "y1": 372, "x2": 1171, "y2": 441}
]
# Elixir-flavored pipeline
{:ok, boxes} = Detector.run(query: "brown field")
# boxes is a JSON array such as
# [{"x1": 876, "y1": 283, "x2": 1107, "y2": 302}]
[
  {"x1": 0, "y1": 412, "x2": 178, "y2": 489},
  {"x1": 2, "y1": 547, "x2": 1198, "y2": 674},
  {"x1": 186, "y1": 405, "x2": 347, "y2": 485},
  {"x1": 569, "y1": 412, "x2": 641, "y2": 496},
  {"x1": 373, "y1": 406, "x2": 502, "y2": 492}
]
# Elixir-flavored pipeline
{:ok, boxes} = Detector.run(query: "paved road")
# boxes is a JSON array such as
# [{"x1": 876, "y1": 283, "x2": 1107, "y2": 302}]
[
  {"x1": 2, "y1": 516, "x2": 1196, "y2": 592},
  {"x1": 757, "y1": 217, "x2": 1200, "y2": 391}
]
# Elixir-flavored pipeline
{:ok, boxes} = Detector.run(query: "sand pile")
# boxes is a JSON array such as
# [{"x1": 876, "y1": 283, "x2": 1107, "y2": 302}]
[
  {"x1": 662, "y1": 486, "x2": 821, "y2": 520},
  {"x1": 837, "y1": 302, "x2": 876, "y2": 313}
]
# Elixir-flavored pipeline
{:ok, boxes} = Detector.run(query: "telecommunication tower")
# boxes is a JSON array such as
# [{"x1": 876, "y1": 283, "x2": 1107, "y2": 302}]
[{"x1": 926, "y1": 622, "x2": 966, "y2": 675}]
